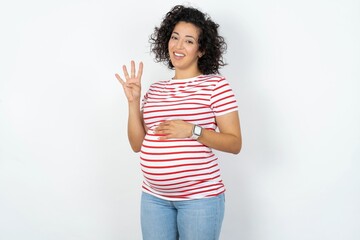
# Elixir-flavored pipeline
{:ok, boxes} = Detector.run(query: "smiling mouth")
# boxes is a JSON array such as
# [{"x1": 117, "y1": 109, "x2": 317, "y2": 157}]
[{"x1": 174, "y1": 52, "x2": 185, "y2": 57}]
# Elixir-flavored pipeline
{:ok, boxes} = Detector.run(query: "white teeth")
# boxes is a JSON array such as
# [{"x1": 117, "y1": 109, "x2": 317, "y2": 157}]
[{"x1": 174, "y1": 52, "x2": 185, "y2": 57}]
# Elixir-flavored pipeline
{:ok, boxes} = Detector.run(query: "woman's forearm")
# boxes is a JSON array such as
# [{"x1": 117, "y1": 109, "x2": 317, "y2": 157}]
[
  {"x1": 127, "y1": 101, "x2": 146, "y2": 152},
  {"x1": 197, "y1": 111, "x2": 242, "y2": 154},
  {"x1": 197, "y1": 128, "x2": 242, "y2": 154}
]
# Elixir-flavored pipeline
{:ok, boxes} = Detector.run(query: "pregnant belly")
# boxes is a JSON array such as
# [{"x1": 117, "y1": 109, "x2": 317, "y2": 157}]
[{"x1": 140, "y1": 132, "x2": 220, "y2": 191}]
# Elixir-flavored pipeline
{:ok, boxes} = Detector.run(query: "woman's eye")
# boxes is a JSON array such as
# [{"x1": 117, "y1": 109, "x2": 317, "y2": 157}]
[{"x1": 171, "y1": 36, "x2": 178, "y2": 40}]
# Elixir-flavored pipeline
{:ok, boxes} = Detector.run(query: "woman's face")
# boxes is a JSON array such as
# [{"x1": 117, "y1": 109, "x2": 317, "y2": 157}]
[{"x1": 168, "y1": 21, "x2": 203, "y2": 77}]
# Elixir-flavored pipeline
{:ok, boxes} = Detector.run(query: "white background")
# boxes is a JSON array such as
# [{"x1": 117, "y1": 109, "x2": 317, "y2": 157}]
[{"x1": 0, "y1": 0, "x2": 359, "y2": 239}]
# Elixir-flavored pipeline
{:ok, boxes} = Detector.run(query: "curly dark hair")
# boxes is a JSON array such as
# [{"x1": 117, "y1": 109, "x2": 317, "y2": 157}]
[{"x1": 149, "y1": 5, "x2": 227, "y2": 75}]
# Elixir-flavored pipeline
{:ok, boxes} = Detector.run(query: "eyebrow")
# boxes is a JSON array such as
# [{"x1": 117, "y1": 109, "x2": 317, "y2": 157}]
[{"x1": 172, "y1": 31, "x2": 196, "y2": 40}]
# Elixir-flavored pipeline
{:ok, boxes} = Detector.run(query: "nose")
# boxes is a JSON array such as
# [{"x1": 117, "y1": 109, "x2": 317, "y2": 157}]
[{"x1": 175, "y1": 39, "x2": 184, "y2": 49}]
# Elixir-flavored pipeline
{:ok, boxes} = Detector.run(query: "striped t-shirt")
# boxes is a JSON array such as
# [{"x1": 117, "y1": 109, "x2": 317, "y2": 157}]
[{"x1": 140, "y1": 74, "x2": 238, "y2": 200}]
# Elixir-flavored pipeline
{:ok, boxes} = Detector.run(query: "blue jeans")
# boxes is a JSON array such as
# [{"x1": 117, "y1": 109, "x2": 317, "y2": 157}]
[{"x1": 141, "y1": 192, "x2": 225, "y2": 240}]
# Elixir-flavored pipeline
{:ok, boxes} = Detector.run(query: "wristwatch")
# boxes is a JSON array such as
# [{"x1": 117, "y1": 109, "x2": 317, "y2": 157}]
[{"x1": 191, "y1": 125, "x2": 203, "y2": 140}]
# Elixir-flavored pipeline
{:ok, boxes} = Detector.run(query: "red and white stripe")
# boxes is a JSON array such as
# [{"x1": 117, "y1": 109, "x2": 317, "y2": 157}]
[{"x1": 140, "y1": 75, "x2": 238, "y2": 200}]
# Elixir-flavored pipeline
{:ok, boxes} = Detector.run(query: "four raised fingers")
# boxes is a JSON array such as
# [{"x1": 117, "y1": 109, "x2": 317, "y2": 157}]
[{"x1": 118, "y1": 60, "x2": 143, "y2": 81}]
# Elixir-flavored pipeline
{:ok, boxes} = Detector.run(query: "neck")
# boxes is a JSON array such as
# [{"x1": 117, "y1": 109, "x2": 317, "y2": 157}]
[{"x1": 173, "y1": 69, "x2": 202, "y2": 80}]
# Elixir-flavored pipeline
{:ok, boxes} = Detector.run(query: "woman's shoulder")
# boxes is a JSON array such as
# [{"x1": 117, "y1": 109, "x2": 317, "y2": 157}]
[
  {"x1": 197, "y1": 74, "x2": 226, "y2": 82},
  {"x1": 148, "y1": 79, "x2": 170, "y2": 87},
  {"x1": 196, "y1": 74, "x2": 228, "y2": 85}
]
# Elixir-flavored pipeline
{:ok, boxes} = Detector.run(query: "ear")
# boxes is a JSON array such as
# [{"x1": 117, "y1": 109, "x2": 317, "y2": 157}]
[{"x1": 198, "y1": 51, "x2": 205, "y2": 58}]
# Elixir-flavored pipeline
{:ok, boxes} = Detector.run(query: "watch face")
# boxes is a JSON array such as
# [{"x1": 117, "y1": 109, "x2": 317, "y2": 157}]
[{"x1": 194, "y1": 125, "x2": 202, "y2": 136}]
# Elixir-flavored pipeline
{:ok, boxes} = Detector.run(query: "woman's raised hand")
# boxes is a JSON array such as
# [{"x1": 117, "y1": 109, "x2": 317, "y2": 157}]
[{"x1": 115, "y1": 60, "x2": 143, "y2": 102}]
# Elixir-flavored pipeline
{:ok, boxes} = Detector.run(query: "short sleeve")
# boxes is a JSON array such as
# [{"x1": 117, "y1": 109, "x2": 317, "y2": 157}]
[{"x1": 210, "y1": 77, "x2": 238, "y2": 116}]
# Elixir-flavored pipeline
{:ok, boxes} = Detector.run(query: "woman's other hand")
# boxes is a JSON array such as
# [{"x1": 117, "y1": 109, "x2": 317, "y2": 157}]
[
  {"x1": 115, "y1": 60, "x2": 143, "y2": 102},
  {"x1": 155, "y1": 120, "x2": 193, "y2": 140}
]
